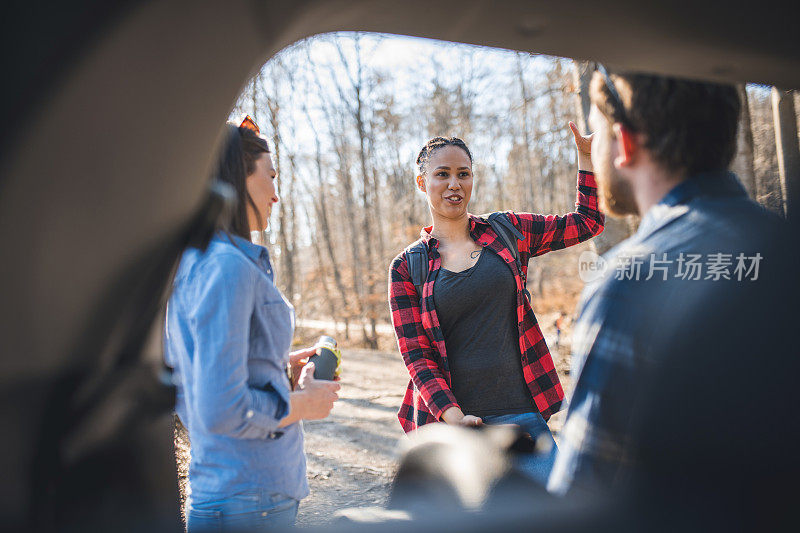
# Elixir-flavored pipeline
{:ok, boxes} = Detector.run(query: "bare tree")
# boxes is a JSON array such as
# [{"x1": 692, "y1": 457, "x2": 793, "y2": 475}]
[
  {"x1": 229, "y1": 36, "x2": 792, "y2": 347},
  {"x1": 331, "y1": 33, "x2": 384, "y2": 348},
  {"x1": 260, "y1": 64, "x2": 296, "y2": 307},
  {"x1": 746, "y1": 87, "x2": 782, "y2": 213},
  {"x1": 515, "y1": 53, "x2": 538, "y2": 210},
  {"x1": 300, "y1": 90, "x2": 354, "y2": 338},
  {"x1": 772, "y1": 87, "x2": 800, "y2": 218},
  {"x1": 374, "y1": 93, "x2": 420, "y2": 238},
  {"x1": 269, "y1": 60, "x2": 300, "y2": 306},
  {"x1": 307, "y1": 44, "x2": 368, "y2": 340},
  {"x1": 731, "y1": 84, "x2": 757, "y2": 198}
]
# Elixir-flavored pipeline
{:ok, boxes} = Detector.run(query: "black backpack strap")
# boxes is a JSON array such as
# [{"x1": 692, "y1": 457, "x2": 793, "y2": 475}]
[
  {"x1": 487, "y1": 211, "x2": 524, "y2": 263},
  {"x1": 405, "y1": 241, "x2": 429, "y2": 297},
  {"x1": 486, "y1": 212, "x2": 531, "y2": 301}
]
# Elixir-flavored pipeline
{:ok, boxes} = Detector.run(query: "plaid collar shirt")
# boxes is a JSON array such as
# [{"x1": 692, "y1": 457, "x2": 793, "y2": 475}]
[
  {"x1": 388, "y1": 171, "x2": 604, "y2": 433},
  {"x1": 548, "y1": 171, "x2": 782, "y2": 495}
]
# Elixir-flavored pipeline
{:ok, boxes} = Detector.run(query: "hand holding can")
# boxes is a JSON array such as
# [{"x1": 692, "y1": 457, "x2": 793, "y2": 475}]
[{"x1": 308, "y1": 335, "x2": 341, "y2": 381}]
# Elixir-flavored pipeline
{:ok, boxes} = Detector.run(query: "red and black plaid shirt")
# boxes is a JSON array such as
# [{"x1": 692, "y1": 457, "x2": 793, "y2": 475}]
[{"x1": 388, "y1": 171, "x2": 604, "y2": 433}]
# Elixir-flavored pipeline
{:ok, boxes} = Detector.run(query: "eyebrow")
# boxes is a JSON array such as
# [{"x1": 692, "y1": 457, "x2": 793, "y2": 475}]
[{"x1": 434, "y1": 166, "x2": 471, "y2": 171}]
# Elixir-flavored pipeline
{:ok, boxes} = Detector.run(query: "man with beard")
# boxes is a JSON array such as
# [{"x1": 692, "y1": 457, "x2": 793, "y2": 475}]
[{"x1": 546, "y1": 67, "x2": 792, "y2": 517}]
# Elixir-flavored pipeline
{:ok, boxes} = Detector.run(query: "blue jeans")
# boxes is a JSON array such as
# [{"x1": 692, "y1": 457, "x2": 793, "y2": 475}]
[
  {"x1": 482, "y1": 411, "x2": 558, "y2": 486},
  {"x1": 186, "y1": 489, "x2": 299, "y2": 531}
]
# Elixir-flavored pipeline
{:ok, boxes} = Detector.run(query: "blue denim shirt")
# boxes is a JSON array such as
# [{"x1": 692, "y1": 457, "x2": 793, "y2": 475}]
[
  {"x1": 165, "y1": 232, "x2": 308, "y2": 502},
  {"x1": 548, "y1": 171, "x2": 783, "y2": 495}
]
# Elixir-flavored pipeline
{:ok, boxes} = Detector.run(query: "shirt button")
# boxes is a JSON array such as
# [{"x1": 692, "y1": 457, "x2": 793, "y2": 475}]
[
  {"x1": 262, "y1": 512, "x2": 268, "y2": 517},
  {"x1": 246, "y1": 410, "x2": 254, "y2": 419}
]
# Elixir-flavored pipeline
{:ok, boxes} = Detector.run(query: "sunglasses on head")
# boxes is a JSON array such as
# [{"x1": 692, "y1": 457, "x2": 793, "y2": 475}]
[
  {"x1": 596, "y1": 63, "x2": 633, "y2": 130},
  {"x1": 239, "y1": 114, "x2": 260, "y2": 135}
]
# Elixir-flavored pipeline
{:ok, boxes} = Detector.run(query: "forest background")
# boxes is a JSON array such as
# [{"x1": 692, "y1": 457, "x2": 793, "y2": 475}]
[{"x1": 230, "y1": 31, "x2": 793, "y2": 350}]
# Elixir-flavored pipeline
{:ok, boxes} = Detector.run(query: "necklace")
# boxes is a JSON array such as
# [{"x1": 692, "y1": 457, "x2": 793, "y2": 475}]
[{"x1": 470, "y1": 250, "x2": 482, "y2": 259}]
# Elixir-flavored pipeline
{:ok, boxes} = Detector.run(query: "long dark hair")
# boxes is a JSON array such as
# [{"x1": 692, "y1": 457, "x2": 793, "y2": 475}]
[{"x1": 213, "y1": 124, "x2": 270, "y2": 238}]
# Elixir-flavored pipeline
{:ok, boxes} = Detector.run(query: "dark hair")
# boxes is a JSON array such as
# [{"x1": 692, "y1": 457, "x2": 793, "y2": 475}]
[
  {"x1": 416, "y1": 136, "x2": 473, "y2": 174},
  {"x1": 214, "y1": 124, "x2": 270, "y2": 238},
  {"x1": 590, "y1": 72, "x2": 740, "y2": 176}
]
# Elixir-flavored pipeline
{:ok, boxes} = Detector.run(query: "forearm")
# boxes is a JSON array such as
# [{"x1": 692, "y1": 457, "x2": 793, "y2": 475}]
[
  {"x1": 514, "y1": 171, "x2": 604, "y2": 255},
  {"x1": 277, "y1": 390, "x2": 306, "y2": 428},
  {"x1": 404, "y1": 357, "x2": 459, "y2": 419},
  {"x1": 196, "y1": 385, "x2": 290, "y2": 439},
  {"x1": 578, "y1": 152, "x2": 593, "y2": 173},
  {"x1": 441, "y1": 406, "x2": 466, "y2": 424},
  {"x1": 573, "y1": 170, "x2": 605, "y2": 236},
  {"x1": 390, "y1": 261, "x2": 460, "y2": 420}
]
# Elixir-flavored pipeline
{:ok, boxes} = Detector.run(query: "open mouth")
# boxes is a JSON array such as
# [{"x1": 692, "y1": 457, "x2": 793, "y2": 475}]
[{"x1": 444, "y1": 195, "x2": 463, "y2": 205}]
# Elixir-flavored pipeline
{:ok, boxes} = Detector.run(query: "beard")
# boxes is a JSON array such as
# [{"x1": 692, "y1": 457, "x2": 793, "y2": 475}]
[{"x1": 595, "y1": 148, "x2": 638, "y2": 217}]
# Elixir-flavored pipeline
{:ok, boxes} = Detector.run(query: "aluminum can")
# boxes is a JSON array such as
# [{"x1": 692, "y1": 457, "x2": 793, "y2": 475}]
[{"x1": 308, "y1": 335, "x2": 341, "y2": 380}]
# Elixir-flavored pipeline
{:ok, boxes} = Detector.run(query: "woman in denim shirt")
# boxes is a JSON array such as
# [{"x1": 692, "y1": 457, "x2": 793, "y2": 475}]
[{"x1": 165, "y1": 118, "x2": 340, "y2": 530}]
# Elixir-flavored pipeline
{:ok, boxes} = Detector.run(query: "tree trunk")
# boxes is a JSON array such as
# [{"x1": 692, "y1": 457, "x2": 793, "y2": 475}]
[
  {"x1": 306, "y1": 110, "x2": 353, "y2": 340},
  {"x1": 312, "y1": 65, "x2": 364, "y2": 338},
  {"x1": 731, "y1": 84, "x2": 757, "y2": 198},
  {"x1": 304, "y1": 201, "x2": 337, "y2": 323},
  {"x1": 267, "y1": 93, "x2": 297, "y2": 303},
  {"x1": 516, "y1": 53, "x2": 536, "y2": 210},
  {"x1": 281, "y1": 153, "x2": 297, "y2": 305},
  {"x1": 355, "y1": 92, "x2": 378, "y2": 349},
  {"x1": 337, "y1": 34, "x2": 378, "y2": 349},
  {"x1": 794, "y1": 91, "x2": 800, "y2": 147},
  {"x1": 772, "y1": 87, "x2": 800, "y2": 219}
]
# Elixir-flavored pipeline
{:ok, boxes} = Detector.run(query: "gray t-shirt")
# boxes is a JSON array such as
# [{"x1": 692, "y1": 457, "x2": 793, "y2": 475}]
[{"x1": 434, "y1": 249, "x2": 535, "y2": 417}]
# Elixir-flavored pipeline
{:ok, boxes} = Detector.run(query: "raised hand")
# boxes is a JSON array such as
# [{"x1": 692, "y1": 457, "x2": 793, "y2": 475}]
[
  {"x1": 569, "y1": 121, "x2": 594, "y2": 172},
  {"x1": 569, "y1": 121, "x2": 593, "y2": 155}
]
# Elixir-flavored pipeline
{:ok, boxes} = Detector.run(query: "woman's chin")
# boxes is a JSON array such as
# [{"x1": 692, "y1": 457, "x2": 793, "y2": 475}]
[{"x1": 435, "y1": 205, "x2": 468, "y2": 219}]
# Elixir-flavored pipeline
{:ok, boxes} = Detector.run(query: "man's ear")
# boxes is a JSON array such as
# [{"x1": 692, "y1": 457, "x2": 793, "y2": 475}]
[
  {"x1": 416, "y1": 174, "x2": 426, "y2": 192},
  {"x1": 612, "y1": 123, "x2": 638, "y2": 168}
]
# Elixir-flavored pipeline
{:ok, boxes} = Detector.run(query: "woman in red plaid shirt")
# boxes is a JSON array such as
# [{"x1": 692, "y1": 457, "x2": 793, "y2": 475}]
[{"x1": 388, "y1": 124, "x2": 604, "y2": 485}]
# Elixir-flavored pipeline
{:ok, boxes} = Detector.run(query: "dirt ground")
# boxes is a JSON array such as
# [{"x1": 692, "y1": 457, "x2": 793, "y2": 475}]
[
  {"x1": 175, "y1": 315, "x2": 573, "y2": 528},
  {"x1": 296, "y1": 348, "x2": 406, "y2": 526},
  {"x1": 297, "y1": 314, "x2": 573, "y2": 527}
]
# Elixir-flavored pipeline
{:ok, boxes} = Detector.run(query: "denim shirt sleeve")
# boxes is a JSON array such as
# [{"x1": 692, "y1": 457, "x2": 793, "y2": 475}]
[{"x1": 185, "y1": 252, "x2": 290, "y2": 439}]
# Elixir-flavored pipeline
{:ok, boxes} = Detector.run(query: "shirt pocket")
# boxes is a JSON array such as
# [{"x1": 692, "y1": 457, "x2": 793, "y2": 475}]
[{"x1": 248, "y1": 295, "x2": 294, "y2": 367}]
